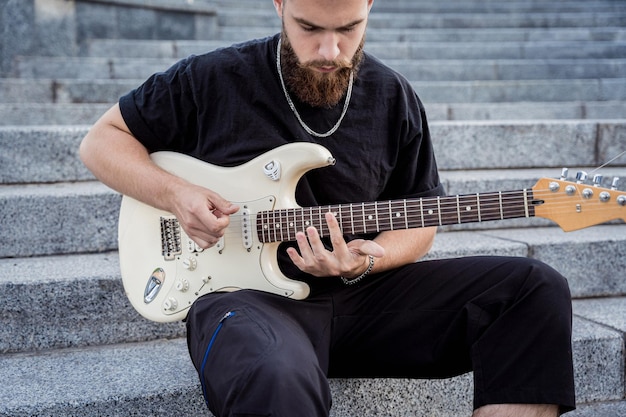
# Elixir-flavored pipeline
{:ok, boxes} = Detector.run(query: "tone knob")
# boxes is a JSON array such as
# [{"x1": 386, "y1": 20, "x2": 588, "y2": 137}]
[
  {"x1": 163, "y1": 297, "x2": 178, "y2": 311},
  {"x1": 182, "y1": 257, "x2": 197, "y2": 271},
  {"x1": 175, "y1": 279, "x2": 190, "y2": 292}
]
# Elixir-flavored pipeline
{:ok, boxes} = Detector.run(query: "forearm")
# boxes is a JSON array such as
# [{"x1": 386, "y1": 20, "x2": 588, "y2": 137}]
[
  {"x1": 79, "y1": 103, "x2": 185, "y2": 213},
  {"x1": 369, "y1": 226, "x2": 437, "y2": 274}
]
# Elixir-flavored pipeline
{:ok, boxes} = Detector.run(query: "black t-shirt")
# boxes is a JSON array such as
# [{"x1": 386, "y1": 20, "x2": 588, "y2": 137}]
[{"x1": 119, "y1": 34, "x2": 444, "y2": 289}]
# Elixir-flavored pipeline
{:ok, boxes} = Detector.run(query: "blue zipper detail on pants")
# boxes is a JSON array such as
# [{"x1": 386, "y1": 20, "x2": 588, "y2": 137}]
[{"x1": 200, "y1": 311, "x2": 236, "y2": 407}]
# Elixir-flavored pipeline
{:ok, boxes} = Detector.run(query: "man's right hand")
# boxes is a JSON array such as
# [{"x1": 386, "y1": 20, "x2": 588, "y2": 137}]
[{"x1": 169, "y1": 183, "x2": 240, "y2": 249}]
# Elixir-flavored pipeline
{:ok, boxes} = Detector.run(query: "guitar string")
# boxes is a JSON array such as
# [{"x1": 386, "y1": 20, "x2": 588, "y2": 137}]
[
  {"x1": 191, "y1": 187, "x2": 624, "y2": 242},
  {"x1": 588, "y1": 150, "x2": 626, "y2": 176}
]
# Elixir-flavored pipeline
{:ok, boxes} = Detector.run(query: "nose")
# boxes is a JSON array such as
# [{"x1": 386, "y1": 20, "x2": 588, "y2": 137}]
[{"x1": 317, "y1": 32, "x2": 340, "y2": 62}]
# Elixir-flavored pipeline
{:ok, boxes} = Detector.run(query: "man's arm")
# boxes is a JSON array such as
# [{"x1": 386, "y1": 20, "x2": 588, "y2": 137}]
[{"x1": 79, "y1": 103, "x2": 238, "y2": 248}]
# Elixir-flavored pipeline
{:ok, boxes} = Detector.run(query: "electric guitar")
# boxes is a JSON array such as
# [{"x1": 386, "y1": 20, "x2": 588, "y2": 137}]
[{"x1": 118, "y1": 143, "x2": 626, "y2": 322}]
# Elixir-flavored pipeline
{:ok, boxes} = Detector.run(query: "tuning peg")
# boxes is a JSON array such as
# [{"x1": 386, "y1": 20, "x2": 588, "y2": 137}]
[
  {"x1": 560, "y1": 168, "x2": 569, "y2": 181},
  {"x1": 576, "y1": 171, "x2": 588, "y2": 184},
  {"x1": 593, "y1": 174, "x2": 603, "y2": 187},
  {"x1": 611, "y1": 177, "x2": 620, "y2": 190}
]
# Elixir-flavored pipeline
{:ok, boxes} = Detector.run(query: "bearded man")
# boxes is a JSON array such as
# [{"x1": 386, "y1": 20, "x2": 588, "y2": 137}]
[{"x1": 79, "y1": 0, "x2": 576, "y2": 416}]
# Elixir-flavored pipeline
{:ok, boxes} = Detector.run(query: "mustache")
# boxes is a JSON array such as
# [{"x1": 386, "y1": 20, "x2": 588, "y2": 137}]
[{"x1": 299, "y1": 59, "x2": 354, "y2": 70}]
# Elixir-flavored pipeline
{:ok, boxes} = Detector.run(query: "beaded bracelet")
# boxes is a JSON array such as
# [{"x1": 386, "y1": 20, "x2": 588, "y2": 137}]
[{"x1": 340, "y1": 255, "x2": 375, "y2": 285}]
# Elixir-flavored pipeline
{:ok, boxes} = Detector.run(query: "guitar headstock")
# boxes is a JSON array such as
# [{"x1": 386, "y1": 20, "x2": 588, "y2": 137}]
[{"x1": 532, "y1": 171, "x2": 626, "y2": 232}]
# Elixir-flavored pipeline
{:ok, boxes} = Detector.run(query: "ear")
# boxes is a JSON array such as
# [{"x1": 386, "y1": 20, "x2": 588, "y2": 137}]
[{"x1": 273, "y1": 0, "x2": 284, "y2": 18}]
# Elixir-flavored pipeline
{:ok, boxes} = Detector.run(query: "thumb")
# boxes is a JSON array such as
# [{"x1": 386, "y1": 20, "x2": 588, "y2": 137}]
[
  {"x1": 210, "y1": 194, "x2": 239, "y2": 216},
  {"x1": 353, "y1": 239, "x2": 385, "y2": 258}
]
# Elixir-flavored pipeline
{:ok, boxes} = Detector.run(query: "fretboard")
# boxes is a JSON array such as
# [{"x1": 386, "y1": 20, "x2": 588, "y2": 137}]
[{"x1": 256, "y1": 189, "x2": 535, "y2": 243}]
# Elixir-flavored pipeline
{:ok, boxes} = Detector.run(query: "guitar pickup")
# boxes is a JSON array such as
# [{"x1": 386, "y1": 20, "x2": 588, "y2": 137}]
[
  {"x1": 241, "y1": 208, "x2": 253, "y2": 250},
  {"x1": 186, "y1": 237, "x2": 224, "y2": 252}
]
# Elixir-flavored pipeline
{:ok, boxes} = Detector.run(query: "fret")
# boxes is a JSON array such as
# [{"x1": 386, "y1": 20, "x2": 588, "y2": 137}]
[
  {"x1": 316, "y1": 207, "x2": 323, "y2": 232},
  {"x1": 376, "y1": 200, "x2": 392, "y2": 232},
  {"x1": 270, "y1": 209, "x2": 277, "y2": 242},
  {"x1": 523, "y1": 189, "x2": 532, "y2": 218},
  {"x1": 389, "y1": 200, "x2": 406, "y2": 231},
  {"x1": 437, "y1": 196, "x2": 443, "y2": 225},
  {"x1": 438, "y1": 196, "x2": 459, "y2": 226},
  {"x1": 289, "y1": 208, "x2": 298, "y2": 237},
  {"x1": 404, "y1": 199, "x2": 409, "y2": 229},
  {"x1": 421, "y1": 197, "x2": 440, "y2": 227},
  {"x1": 523, "y1": 189, "x2": 530, "y2": 218},
  {"x1": 499, "y1": 191, "x2": 504, "y2": 220},
  {"x1": 361, "y1": 203, "x2": 367, "y2": 234},
  {"x1": 502, "y1": 190, "x2": 532, "y2": 220},
  {"x1": 458, "y1": 194, "x2": 481, "y2": 224},
  {"x1": 475, "y1": 193, "x2": 498, "y2": 222},
  {"x1": 361, "y1": 203, "x2": 377, "y2": 234},
  {"x1": 375, "y1": 202, "x2": 380, "y2": 232},
  {"x1": 277, "y1": 208, "x2": 284, "y2": 241},
  {"x1": 337, "y1": 204, "x2": 344, "y2": 234},
  {"x1": 477, "y1": 193, "x2": 482, "y2": 222},
  {"x1": 349, "y1": 204, "x2": 355, "y2": 234}
]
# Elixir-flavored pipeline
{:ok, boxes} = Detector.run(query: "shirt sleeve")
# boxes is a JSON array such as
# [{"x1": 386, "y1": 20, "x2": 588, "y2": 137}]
[
  {"x1": 118, "y1": 57, "x2": 199, "y2": 154},
  {"x1": 379, "y1": 92, "x2": 446, "y2": 201}
]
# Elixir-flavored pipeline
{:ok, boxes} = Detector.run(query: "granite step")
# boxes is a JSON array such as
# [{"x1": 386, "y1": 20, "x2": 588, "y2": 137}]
[
  {"x1": 0, "y1": 224, "x2": 624, "y2": 354},
  {"x1": 214, "y1": 26, "x2": 626, "y2": 43},
  {"x1": 0, "y1": 78, "x2": 138, "y2": 105},
  {"x1": 203, "y1": 0, "x2": 626, "y2": 14},
  {"x1": 0, "y1": 296, "x2": 623, "y2": 416},
  {"x1": 414, "y1": 78, "x2": 626, "y2": 103},
  {"x1": 0, "y1": 103, "x2": 110, "y2": 126},
  {"x1": 2, "y1": 121, "x2": 624, "y2": 185},
  {"x1": 3, "y1": 101, "x2": 626, "y2": 126},
  {"x1": 213, "y1": 9, "x2": 626, "y2": 30},
  {"x1": 81, "y1": 39, "x2": 626, "y2": 60},
  {"x1": 2, "y1": 77, "x2": 624, "y2": 104},
  {"x1": 12, "y1": 56, "x2": 626, "y2": 81}
]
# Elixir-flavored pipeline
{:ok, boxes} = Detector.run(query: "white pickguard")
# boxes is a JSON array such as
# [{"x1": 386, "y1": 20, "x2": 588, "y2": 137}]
[{"x1": 118, "y1": 143, "x2": 335, "y2": 322}]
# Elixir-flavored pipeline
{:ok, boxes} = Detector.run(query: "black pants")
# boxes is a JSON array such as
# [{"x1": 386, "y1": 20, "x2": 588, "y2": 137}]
[{"x1": 186, "y1": 256, "x2": 576, "y2": 417}]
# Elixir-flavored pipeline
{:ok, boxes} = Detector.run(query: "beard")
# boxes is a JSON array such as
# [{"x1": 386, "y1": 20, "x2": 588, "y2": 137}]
[{"x1": 280, "y1": 30, "x2": 365, "y2": 108}]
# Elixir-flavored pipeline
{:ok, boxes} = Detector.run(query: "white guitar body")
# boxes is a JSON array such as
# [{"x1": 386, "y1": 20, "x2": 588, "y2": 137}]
[{"x1": 118, "y1": 143, "x2": 335, "y2": 322}]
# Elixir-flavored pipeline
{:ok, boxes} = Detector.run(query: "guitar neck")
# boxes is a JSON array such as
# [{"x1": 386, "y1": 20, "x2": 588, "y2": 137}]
[{"x1": 257, "y1": 189, "x2": 535, "y2": 243}]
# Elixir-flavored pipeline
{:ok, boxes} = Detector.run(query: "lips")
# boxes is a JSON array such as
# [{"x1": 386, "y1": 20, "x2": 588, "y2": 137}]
[{"x1": 316, "y1": 66, "x2": 338, "y2": 73}]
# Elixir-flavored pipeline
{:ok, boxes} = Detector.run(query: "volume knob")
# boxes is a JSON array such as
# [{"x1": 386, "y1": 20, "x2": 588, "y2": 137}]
[
  {"x1": 182, "y1": 257, "x2": 197, "y2": 271},
  {"x1": 175, "y1": 279, "x2": 190, "y2": 292}
]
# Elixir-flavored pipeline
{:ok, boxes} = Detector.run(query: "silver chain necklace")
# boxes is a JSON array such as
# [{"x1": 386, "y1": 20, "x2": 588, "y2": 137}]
[{"x1": 276, "y1": 37, "x2": 354, "y2": 138}]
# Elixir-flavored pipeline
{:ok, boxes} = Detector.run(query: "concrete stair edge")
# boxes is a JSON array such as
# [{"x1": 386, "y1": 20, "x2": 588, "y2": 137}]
[
  {"x1": 1, "y1": 120, "x2": 625, "y2": 184},
  {"x1": 1, "y1": 225, "x2": 624, "y2": 353},
  {"x1": 2, "y1": 101, "x2": 626, "y2": 126},
  {"x1": 2, "y1": 77, "x2": 625, "y2": 104}
]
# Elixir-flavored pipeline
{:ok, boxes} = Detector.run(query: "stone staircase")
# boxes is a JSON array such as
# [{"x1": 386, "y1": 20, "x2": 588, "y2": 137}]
[{"x1": 1, "y1": 0, "x2": 625, "y2": 415}]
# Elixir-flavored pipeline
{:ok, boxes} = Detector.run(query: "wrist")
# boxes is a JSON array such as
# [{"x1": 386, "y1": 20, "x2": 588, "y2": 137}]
[{"x1": 341, "y1": 255, "x2": 375, "y2": 285}]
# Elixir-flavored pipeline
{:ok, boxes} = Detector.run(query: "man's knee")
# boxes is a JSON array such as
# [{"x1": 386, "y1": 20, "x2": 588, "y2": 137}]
[{"x1": 226, "y1": 347, "x2": 331, "y2": 417}]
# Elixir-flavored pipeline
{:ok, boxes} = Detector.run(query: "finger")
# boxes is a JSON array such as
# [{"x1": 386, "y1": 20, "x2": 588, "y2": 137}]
[
  {"x1": 294, "y1": 230, "x2": 314, "y2": 259},
  {"x1": 305, "y1": 224, "x2": 328, "y2": 258},
  {"x1": 285, "y1": 246, "x2": 304, "y2": 268},
  {"x1": 325, "y1": 211, "x2": 349, "y2": 256},
  {"x1": 208, "y1": 190, "x2": 239, "y2": 215}
]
